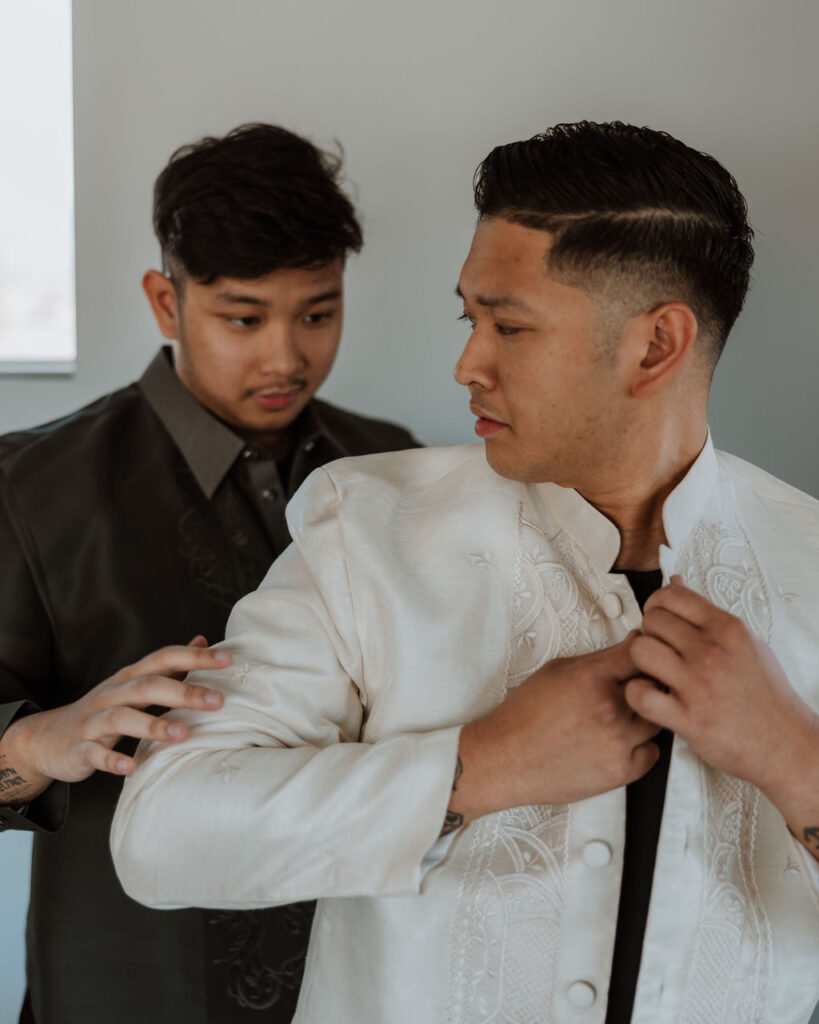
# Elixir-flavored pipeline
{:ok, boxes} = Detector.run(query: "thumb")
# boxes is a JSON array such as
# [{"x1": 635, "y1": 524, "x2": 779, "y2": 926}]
[
  {"x1": 187, "y1": 635, "x2": 209, "y2": 648},
  {"x1": 596, "y1": 630, "x2": 640, "y2": 681}
]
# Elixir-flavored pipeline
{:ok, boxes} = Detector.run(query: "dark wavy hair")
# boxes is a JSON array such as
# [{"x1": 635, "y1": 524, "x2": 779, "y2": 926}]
[
  {"x1": 153, "y1": 123, "x2": 363, "y2": 284},
  {"x1": 474, "y1": 121, "x2": 754, "y2": 361}
]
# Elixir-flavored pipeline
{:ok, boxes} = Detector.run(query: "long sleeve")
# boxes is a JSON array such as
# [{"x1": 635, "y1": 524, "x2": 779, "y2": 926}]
[
  {"x1": 111, "y1": 467, "x2": 461, "y2": 910},
  {"x1": 0, "y1": 472, "x2": 68, "y2": 832}
]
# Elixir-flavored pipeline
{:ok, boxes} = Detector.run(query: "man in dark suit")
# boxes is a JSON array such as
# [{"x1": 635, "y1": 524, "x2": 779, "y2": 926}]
[{"x1": 0, "y1": 123, "x2": 417, "y2": 1023}]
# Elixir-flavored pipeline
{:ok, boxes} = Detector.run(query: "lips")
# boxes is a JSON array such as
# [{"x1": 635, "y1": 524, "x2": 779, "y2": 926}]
[
  {"x1": 247, "y1": 385, "x2": 305, "y2": 411},
  {"x1": 252, "y1": 388, "x2": 302, "y2": 411},
  {"x1": 469, "y1": 402, "x2": 509, "y2": 438},
  {"x1": 474, "y1": 417, "x2": 507, "y2": 438}
]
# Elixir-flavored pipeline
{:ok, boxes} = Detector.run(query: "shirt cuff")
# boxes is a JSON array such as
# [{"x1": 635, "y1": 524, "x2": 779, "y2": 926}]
[
  {"x1": 789, "y1": 832, "x2": 819, "y2": 915},
  {"x1": 420, "y1": 828, "x2": 460, "y2": 881}
]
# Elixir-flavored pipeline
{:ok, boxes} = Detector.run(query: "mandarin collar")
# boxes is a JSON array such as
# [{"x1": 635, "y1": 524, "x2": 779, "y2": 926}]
[
  {"x1": 525, "y1": 432, "x2": 718, "y2": 572},
  {"x1": 660, "y1": 431, "x2": 719, "y2": 555}
]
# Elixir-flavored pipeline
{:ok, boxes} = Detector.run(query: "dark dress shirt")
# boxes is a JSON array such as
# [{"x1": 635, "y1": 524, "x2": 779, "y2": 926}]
[{"x1": 0, "y1": 348, "x2": 419, "y2": 1024}]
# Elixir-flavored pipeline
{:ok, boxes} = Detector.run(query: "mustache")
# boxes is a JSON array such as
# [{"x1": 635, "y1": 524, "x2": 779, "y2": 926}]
[{"x1": 243, "y1": 380, "x2": 307, "y2": 398}]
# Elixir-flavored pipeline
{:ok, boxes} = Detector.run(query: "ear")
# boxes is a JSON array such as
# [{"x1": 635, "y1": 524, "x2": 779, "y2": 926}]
[
  {"x1": 626, "y1": 303, "x2": 698, "y2": 398},
  {"x1": 142, "y1": 269, "x2": 181, "y2": 340}
]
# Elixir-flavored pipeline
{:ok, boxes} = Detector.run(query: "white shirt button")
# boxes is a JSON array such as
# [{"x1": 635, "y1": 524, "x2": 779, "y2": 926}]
[
  {"x1": 567, "y1": 981, "x2": 597, "y2": 1008},
  {"x1": 601, "y1": 592, "x2": 622, "y2": 618},
  {"x1": 582, "y1": 840, "x2": 612, "y2": 868}
]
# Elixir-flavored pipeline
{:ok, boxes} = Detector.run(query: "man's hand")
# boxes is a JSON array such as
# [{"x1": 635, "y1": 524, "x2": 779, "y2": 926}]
[
  {"x1": 448, "y1": 634, "x2": 662, "y2": 827},
  {"x1": 0, "y1": 637, "x2": 230, "y2": 805},
  {"x1": 624, "y1": 576, "x2": 819, "y2": 860}
]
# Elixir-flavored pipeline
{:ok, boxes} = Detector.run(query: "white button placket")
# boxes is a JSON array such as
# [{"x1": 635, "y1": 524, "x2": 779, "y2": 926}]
[
  {"x1": 567, "y1": 980, "x2": 597, "y2": 1008},
  {"x1": 600, "y1": 591, "x2": 623, "y2": 619},
  {"x1": 582, "y1": 840, "x2": 613, "y2": 869}
]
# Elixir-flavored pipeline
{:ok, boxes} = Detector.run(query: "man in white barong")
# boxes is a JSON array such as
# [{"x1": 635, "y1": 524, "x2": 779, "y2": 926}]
[{"x1": 111, "y1": 121, "x2": 819, "y2": 1024}]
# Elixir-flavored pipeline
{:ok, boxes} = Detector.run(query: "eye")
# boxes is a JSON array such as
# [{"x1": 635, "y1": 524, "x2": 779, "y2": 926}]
[
  {"x1": 227, "y1": 316, "x2": 260, "y2": 328},
  {"x1": 457, "y1": 312, "x2": 475, "y2": 328},
  {"x1": 304, "y1": 311, "x2": 334, "y2": 326},
  {"x1": 495, "y1": 324, "x2": 522, "y2": 337}
]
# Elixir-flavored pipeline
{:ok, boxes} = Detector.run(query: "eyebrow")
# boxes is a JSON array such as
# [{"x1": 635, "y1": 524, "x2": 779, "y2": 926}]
[
  {"x1": 214, "y1": 288, "x2": 343, "y2": 307},
  {"x1": 454, "y1": 285, "x2": 536, "y2": 314}
]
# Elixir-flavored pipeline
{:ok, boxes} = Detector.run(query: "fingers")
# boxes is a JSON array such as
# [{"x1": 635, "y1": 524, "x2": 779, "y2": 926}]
[
  {"x1": 592, "y1": 630, "x2": 640, "y2": 681},
  {"x1": 643, "y1": 576, "x2": 718, "y2": 628},
  {"x1": 78, "y1": 741, "x2": 135, "y2": 777},
  {"x1": 96, "y1": 706, "x2": 193, "y2": 745},
  {"x1": 641, "y1": 606, "x2": 701, "y2": 658},
  {"x1": 112, "y1": 674, "x2": 224, "y2": 711},
  {"x1": 187, "y1": 635, "x2": 210, "y2": 648},
  {"x1": 628, "y1": 738, "x2": 661, "y2": 780},
  {"x1": 629, "y1": 713, "x2": 663, "y2": 747},
  {"x1": 624, "y1": 675, "x2": 683, "y2": 732},
  {"x1": 631, "y1": 633, "x2": 687, "y2": 690},
  {"x1": 114, "y1": 644, "x2": 231, "y2": 685}
]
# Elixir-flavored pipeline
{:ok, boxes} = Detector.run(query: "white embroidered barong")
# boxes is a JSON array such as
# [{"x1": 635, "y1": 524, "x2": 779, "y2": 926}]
[{"x1": 111, "y1": 439, "x2": 819, "y2": 1024}]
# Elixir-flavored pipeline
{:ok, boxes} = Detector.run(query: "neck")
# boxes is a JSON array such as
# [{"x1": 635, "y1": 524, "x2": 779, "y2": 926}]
[{"x1": 572, "y1": 416, "x2": 708, "y2": 572}]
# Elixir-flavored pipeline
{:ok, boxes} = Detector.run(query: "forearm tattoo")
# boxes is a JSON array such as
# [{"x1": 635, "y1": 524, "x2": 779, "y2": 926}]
[
  {"x1": 440, "y1": 756, "x2": 464, "y2": 837},
  {"x1": 0, "y1": 760, "x2": 29, "y2": 803}
]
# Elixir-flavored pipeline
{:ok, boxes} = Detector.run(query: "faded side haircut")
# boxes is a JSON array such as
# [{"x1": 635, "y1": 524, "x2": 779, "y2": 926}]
[{"x1": 474, "y1": 121, "x2": 754, "y2": 362}]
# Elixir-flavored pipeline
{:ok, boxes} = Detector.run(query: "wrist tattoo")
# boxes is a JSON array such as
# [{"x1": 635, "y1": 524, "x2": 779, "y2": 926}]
[
  {"x1": 439, "y1": 757, "x2": 465, "y2": 837},
  {"x1": 440, "y1": 810, "x2": 464, "y2": 837},
  {"x1": 804, "y1": 826, "x2": 819, "y2": 851},
  {"x1": 0, "y1": 763, "x2": 29, "y2": 801}
]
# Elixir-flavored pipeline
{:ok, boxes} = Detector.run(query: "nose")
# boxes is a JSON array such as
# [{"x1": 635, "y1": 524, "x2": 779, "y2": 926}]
[
  {"x1": 257, "y1": 324, "x2": 307, "y2": 379},
  {"x1": 453, "y1": 324, "x2": 496, "y2": 391}
]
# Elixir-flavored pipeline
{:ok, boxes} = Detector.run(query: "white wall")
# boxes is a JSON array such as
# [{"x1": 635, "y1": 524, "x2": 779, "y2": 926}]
[{"x1": 1, "y1": 1, "x2": 817, "y2": 1020}]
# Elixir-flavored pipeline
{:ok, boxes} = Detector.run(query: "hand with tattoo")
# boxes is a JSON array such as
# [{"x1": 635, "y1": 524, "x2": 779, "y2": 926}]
[
  {"x1": 0, "y1": 637, "x2": 229, "y2": 806},
  {"x1": 443, "y1": 634, "x2": 661, "y2": 830},
  {"x1": 624, "y1": 576, "x2": 819, "y2": 862}
]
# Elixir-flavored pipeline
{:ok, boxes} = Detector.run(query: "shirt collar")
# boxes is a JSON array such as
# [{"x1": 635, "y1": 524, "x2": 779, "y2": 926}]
[
  {"x1": 526, "y1": 432, "x2": 719, "y2": 571},
  {"x1": 660, "y1": 430, "x2": 719, "y2": 553},
  {"x1": 294, "y1": 399, "x2": 349, "y2": 460},
  {"x1": 138, "y1": 348, "x2": 348, "y2": 498},
  {"x1": 138, "y1": 348, "x2": 245, "y2": 499}
]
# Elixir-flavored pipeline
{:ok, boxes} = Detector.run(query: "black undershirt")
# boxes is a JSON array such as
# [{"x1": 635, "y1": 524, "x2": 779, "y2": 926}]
[{"x1": 604, "y1": 568, "x2": 671, "y2": 1024}]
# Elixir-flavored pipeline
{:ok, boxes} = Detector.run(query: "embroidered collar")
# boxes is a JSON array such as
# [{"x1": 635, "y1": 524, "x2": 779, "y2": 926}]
[{"x1": 525, "y1": 433, "x2": 719, "y2": 571}]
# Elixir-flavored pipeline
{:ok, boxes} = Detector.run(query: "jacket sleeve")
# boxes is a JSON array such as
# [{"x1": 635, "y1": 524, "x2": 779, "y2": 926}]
[
  {"x1": 0, "y1": 472, "x2": 69, "y2": 833},
  {"x1": 111, "y1": 466, "x2": 461, "y2": 910}
]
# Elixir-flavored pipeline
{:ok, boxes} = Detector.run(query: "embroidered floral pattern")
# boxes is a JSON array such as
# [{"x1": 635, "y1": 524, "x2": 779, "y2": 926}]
[
  {"x1": 208, "y1": 903, "x2": 314, "y2": 1011},
  {"x1": 676, "y1": 520, "x2": 773, "y2": 1022},
  {"x1": 676, "y1": 773, "x2": 772, "y2": 1023},
  {"x1": 448, "y1": 508, "x2": 779, "y2": 1022},
  {"x1": 448, "y1": 806, "x2": 570, "y2": 1024},
  {"x1": 676, "y1": 521, "x2": 773, "y2": 643},
  {"x1": 507, "y1": 517, "x2": 614, "y2": 687},
  {"x1": 449, "y1": 508, "x2": 619, "y2": 1023},
  {"x1": 177, "y1": 482, "x2": 275, "y2": 609}
]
